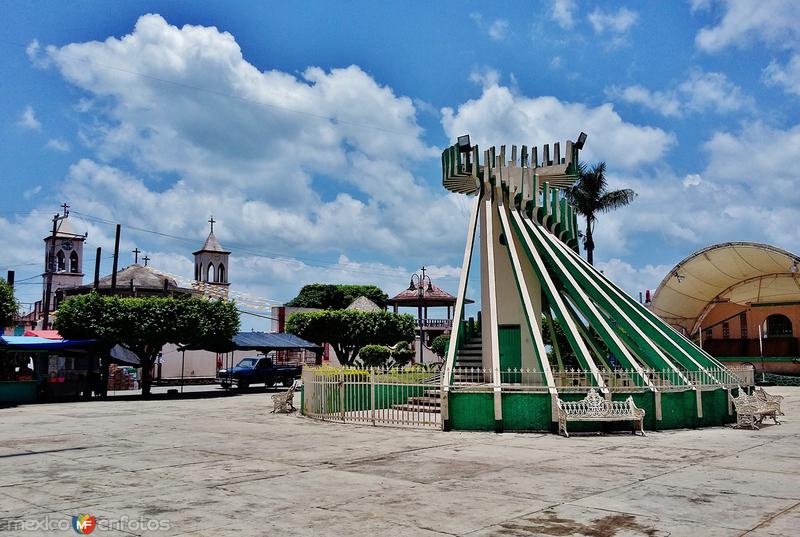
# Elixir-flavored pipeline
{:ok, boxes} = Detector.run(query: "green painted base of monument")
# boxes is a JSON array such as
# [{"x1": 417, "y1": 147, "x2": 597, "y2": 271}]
[{"x1": 447, "y1": 388, "x2": 735, "y2": 432}]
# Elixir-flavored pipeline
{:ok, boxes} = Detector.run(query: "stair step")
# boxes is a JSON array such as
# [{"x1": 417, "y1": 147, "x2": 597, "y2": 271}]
[
  {"x1": 424, "y1": 389, "x2": 441, "y2": 396},
  {"x1": 407, "y1": 396, "x2": 440, "y2": 406},
  {"x1": 391, "y1": 404, "x2": 441, "y2": 413}
]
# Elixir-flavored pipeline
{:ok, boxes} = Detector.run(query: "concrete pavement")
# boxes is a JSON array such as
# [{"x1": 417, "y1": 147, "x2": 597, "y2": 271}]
[{"x1": 1, "y1": 388, "x2": 799, "y2": 536}]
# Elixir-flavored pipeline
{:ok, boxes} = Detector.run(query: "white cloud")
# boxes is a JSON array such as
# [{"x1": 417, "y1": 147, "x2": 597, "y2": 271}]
[
  {"x1": 468, "y1": 67, "x2": 501, "y2": 88},
  {"x1": 34, "y1": 14, "x2": 461, "y2": 249},
  {"x1": 607, "y1": 70, "x2": 753, "y2": 117},
  {"x1": 763, "y1": 54, "x2": 800, "y2": 95},
  {"x1": 551, "y1": 0, "x2": 577, "y2": 29},
  {"x1": 22, "y1": 185, "x2": 42, "y2": 200},
  {"x1": 694, "y1": 0, "x2": 800, "y2": 52},
  {"x1": 587, "y1": 121, "x2": 800, "y2": 266},
  {"x1": 0, "y1": 14, "x2": 484, "y2": 312},
  {"x1": 588, "y1": 7, "x2": 638, "y2": 42},
  {"x1": 606, "y1": 85, "x2": 682, "y2": 118},
  {"x1": 682, "y1": 174, "x2": 702, "y2": 188},
  {"x1": 679, "y1": 70, "x2": 754, "y2": 113},
  {"x1": 26, "y1": 39, "x2": 51, "y2": 68},
  {"x1": 469, "y1": 13, "x2": 510, "y2": 41},
  {"x1": 595, "y1": 258, "x2": 672, "y2": 298},
  {"x1": 441, "y1": 82, "x2": 675, "y2": 170},
  {"x1": 45, "y1": 138, "x2": 71, "y2": 152},
  {"x1": 17, "y1": 105, "x2": 41, "y2": 130}
]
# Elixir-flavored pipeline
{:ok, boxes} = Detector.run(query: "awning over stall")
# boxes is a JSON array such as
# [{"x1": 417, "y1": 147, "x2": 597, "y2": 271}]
[
  {"x1": 179, "y1": 331, "x2": 323, "y2": 354},
  {"x1": 0, "y1": 336, "x2": 99, "y2": 351}
]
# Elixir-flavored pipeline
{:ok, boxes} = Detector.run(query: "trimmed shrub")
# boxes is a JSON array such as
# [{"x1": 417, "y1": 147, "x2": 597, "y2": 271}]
[
  {"x1": 431, "y1": 334, "x2": 450, "y2": 359},
  {"x1": 358, "y1": 345, "x2": 392, "y2": 367}
]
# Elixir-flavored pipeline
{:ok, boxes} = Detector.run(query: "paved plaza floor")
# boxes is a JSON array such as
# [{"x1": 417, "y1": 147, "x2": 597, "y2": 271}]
[{"x1": 1, "y1": 387, "x2": 799, "y2": 536}]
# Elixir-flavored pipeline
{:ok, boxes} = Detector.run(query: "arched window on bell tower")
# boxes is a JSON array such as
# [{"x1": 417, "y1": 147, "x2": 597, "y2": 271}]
[
  {"x1": 218, "y1": 263, "x2": 225, "y2": 283},
  {"x1": 206, "y1": 263, "x2": 215, "y2": 283},
  {"x1": 56, "y1": 250, "x2": 66, "y2": 272},
  {"x1": 70, "y1": 251, "x2": 79, "y2": 273}
]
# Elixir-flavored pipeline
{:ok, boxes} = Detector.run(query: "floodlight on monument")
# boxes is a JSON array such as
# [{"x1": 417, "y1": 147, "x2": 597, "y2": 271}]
[
  {"x1": 575, "y1": 131, "x2": 588, "y2": 150},
  {"x1": 458, "y1": 134, "x2": 472, "y2": 172}
]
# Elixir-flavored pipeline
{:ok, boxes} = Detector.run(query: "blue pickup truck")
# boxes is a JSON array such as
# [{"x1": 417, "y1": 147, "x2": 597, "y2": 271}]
[{"x1": 216, "y1": 357, "x2": 301, "y2": 390}]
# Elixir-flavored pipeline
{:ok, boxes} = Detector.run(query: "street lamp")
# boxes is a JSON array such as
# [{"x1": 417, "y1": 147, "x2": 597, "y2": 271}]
[{"x1": 409, "y1": 266, "x2": 432, "y2": 364}]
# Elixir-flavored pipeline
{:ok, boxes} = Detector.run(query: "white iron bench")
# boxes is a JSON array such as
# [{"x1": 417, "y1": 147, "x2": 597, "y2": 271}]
[
  {"x1": 732, "y1": 388, "x2": 781, "y2": 430},
  {"x1": 271, "y1": 381, "x2": 298, "y2": 414},
  {"x1": 557, "y1": 389, "x2": 645, "y2": 438},
  {"x1": 754, "y1": 387, "x2": 784, "y2": 416}
]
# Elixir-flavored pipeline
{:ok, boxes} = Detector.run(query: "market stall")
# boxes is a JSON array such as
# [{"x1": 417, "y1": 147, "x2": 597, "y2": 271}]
[{"x1": 0, "y1": 335, "x2": 102, "y2": 402}]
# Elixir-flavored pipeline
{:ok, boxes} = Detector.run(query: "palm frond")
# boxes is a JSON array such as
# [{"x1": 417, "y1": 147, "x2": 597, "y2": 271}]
[{"x1": 596, "y1": 189, "x2": 636, "y2": 213}]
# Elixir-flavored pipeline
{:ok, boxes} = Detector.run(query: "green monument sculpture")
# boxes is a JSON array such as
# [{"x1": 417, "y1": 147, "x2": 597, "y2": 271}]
[{"x1": 441, "y1": 134, "x2": 748, "y2": 432}]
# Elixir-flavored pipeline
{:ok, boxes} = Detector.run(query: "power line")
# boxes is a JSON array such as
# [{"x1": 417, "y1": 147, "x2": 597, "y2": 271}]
[{"x1": 70, "y1": 210, "x2": 430, "y2": 280}]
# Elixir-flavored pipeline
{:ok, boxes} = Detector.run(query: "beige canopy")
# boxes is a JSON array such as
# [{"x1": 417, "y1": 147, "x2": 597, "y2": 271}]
[{"x1": 649, "y1": 242, "x2": 800, "y2": 335}]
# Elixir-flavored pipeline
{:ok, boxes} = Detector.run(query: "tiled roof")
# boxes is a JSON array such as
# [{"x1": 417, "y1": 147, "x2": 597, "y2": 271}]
[
  {"x1": 388, "y1": 283, "x2": 458, "y2": 306},
  {"x1": 194, "y1": 232, "x2": 230, "y2": 254}
]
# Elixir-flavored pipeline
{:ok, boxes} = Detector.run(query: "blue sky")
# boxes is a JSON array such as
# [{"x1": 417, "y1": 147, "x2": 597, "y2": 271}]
[{"x1": 1, "y1": 0, "x2": 799, "y2": 329}]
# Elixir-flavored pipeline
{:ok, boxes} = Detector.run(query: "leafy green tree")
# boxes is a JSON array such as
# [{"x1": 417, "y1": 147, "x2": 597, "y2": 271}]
[
  {"x1": 286, "y1": 310, "x2": 414, "y2": 366},
  {"x1": 431, "y1": 334, "x2": 450, "y2": 359},
  {"x1": 286, "y1": 284, "x2": 389, "y2": 310},
  {"x1": 565, "y1": 162, "x2": 636, "y2": 265},
  {"x1": 0, "y1": 278, "x2": 18, "y2": 328},
  {"x1": 358, "y1": 345, "x2": 392, "y2": 367},
  {"x1": 55, "y1": 293, "x2": 239, "y2": 396}
]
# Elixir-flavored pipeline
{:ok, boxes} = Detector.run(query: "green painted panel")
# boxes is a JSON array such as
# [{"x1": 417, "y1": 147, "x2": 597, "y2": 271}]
[
  {"x1": 499, "y1": 325, "x2": 522, "y2": 371},
  {"x1": 611, "y1": 392, "x2": 656, "y2": 430},
  {"x1": 502, "y1": 393, "x2": 552, "y2": 431},
  {"x1": 449, "y1": 392, "x2": 495, "y2": 431},
  {"x1": 699, "y1": 389, "x2": 729, "y2": 427},
  {"x1": 0, "y1": 381, "x2": 38, "y2": 403},
  {"x1": 659, "y1": 391, "x2": 697, "y2": 429}
]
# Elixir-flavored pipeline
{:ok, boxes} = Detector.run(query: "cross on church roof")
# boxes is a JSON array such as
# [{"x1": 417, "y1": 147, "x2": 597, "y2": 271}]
[
  {"x1": 132, "y1": 248, "x2": 141, "y2": 264},
  {"x1": 143, "y1": 255, "x2": 150, "y2": 267},
  {"x1": 208, "y1": 216, "x2": 216, "y2": 234}
]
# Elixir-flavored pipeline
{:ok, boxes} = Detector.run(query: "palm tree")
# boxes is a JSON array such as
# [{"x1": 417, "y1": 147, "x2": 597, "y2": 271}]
[{"x1": 565, "y1": 162, "x2": 636, "y2": 265}]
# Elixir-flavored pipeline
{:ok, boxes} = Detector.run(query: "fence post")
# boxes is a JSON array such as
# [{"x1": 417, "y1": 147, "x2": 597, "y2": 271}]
[
  {"x1": 340, "y1": 370, "x2": 346, "y2": 422},
  {"x1": 370, "y1": 368, "x2": 376, "y2": 425}
]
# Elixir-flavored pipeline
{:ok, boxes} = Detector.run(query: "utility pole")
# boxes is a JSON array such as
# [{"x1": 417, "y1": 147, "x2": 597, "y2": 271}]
[
  {"x1": 42, "y1": 207, "x2": 70, "y2": 329},
  {"x1": 110, "y1": 224, "x2": 121, "y2": 295},
  {"x1": 93, "y1": 247, "x2": 102, "y2": 290}
]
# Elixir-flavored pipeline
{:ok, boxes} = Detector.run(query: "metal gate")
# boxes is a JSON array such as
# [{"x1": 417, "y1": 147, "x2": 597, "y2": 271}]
[{"x1": 301, "y1": 367, "x2": 442, "y2": 429}]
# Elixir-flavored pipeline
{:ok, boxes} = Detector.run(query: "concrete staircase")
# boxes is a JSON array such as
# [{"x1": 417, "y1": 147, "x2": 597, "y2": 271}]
[
  {"x1": 453, "y1": 336, "x2": 485, "y2": 383},
  {"x1": 391, "y1": 387, "x2": 441, "y2": 413},
  {"x1": 391, "y1": 336, "x2": 484, "y2": 413}
]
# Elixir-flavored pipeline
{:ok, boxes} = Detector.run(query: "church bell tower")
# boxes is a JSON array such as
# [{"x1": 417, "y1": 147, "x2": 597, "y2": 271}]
[
  {"x1": 42, "y1": 205, "x2": 86, "y2": 312},
  {"x1": 193, "y1": 216, "x2": 230, "y2": 298}
]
